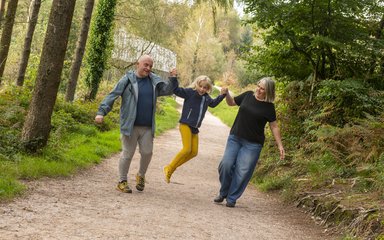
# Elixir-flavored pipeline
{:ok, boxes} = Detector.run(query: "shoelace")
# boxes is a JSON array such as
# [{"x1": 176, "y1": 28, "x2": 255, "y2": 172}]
[{"x1": 138, "y1": 176, "x2": 145, "y2": 185}]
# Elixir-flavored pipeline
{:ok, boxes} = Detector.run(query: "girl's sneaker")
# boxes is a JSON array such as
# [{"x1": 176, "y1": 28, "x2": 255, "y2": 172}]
[{"x1": 163, "y1": 166, "x2": 172, "y2": 183}]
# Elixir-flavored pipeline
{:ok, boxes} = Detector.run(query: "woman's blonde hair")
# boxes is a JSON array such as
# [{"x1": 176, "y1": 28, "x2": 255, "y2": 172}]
[
  {"x1": 258, "y1": 77, "x2": 276, "y2": 103},
  {"x1": 189, "y1": 75, "x2": 213, "y2": 93}
]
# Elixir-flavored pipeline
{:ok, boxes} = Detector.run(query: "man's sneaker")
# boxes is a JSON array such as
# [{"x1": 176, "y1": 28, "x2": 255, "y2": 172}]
[
  {"x1": 213, "y1": 195, "x2": 225, "y2": 203},
  {"x1": 136, "y1": 174, "x2": 145, "y2": 191},
  {"x1": 116, "y1": 180, "x2": 132, "y2": 193},
  {"x1": 163, "y1": 165, "x2": 172, "y2": 183}
]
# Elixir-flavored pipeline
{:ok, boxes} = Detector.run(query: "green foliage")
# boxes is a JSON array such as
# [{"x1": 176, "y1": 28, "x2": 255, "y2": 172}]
[
  {"x1": 209, "y1": 100, "x2": 237, "y2": 126},
  {"x1": 84, "y1": 0, "x2": 117, "y2": 100},
  {"x1": 155, "y1": 97, "x2": 179, "y2": 136},
  {"x1": 0, "y1": 83, "x2": 179, "y2": 202},
  {"x1": 243, "y1": 0, "x2": 384, "y2": 82},
  {"x1": 254, "y1": 173, "x2": 293, "y2": 192},
  {"x1": 0, "y1": 86, "x2": 31, "y2": 158},
  {"x1": 314, "y1": 79, "x2": 383, "y2": 126},
  {"x1": 294, "y1": 114, "x2": 383, "y2": 193},
  {"x1": 208, "y1": 88, "x2": 237, "y2": 126},
  {"x1": 0, "y1": 175, "x2": 26, "y2": 201},
  {"x1": 244, "y1": 40, "x2": 312, "y2": 81}
]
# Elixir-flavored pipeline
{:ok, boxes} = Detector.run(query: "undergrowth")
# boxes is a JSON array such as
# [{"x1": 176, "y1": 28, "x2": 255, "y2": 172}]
[{"x1": 0, "y1": 85, "x2": 178, "y2": 202}]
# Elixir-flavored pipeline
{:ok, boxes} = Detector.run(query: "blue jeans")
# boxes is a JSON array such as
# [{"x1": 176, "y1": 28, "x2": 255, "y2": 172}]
[{"x1": 218, "y1": 134, "x2": 263, "y2": 204}]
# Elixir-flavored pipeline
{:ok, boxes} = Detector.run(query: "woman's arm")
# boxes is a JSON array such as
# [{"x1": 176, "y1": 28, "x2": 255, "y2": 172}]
[
  {"x1": 269, "y1": 121, "x2": 285, "y2": 160},
  {"x1": 224, "y1": 89, "x2": 237, "y2": 106}
]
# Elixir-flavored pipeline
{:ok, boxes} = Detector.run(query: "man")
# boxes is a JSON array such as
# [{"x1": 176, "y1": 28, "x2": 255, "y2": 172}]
[{"x1": 95, "y1": 55, "x2": 177, "y2": 193}]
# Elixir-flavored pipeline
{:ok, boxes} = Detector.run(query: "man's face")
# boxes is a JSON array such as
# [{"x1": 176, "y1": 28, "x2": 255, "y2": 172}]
[{"x1": 136, "y1": 57, "x2": 153, "y2": 78}]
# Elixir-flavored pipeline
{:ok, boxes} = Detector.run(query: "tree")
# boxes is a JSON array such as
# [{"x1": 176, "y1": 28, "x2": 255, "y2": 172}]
[
  {"x1": 242, "y1": 0, "x2": 384, "y2": 98},
  {"x1": 195, "y1": 0, "x2": 234, "y2": 35},
  {"x1": 177, "y1": 3, "x2": 225, "y2": 84},
  {"x1": 0, "y1": 0, "x2": 6, "y2": 29},
  {"x1": 83, "y1": 0, "x2": 117, "y2": 101},
  {"x1": 16, "y1": 0, "x2": 41, "y2": 87},
  {"x1": 65, "y1": 0, "x2": 95, "y2": 102},
  {"x1": 0, "y1": 0, "x2": 18, "y2": 83},
  {"x1": 115, "y1": 0, "x2": 190, "y2": 50},
  {"x1": 21, "y1": 0, "x2": 76, "y2": 151}
]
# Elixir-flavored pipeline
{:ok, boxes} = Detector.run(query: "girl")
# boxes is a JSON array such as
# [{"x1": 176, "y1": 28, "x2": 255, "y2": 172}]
[{"x1": 163, "y1": 75, "x2": 228, "y2": 183}]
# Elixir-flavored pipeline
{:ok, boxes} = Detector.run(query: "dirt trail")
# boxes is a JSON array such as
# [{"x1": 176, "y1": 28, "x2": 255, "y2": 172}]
[{"x1": 0, "y1": 99, "x2": 339, "y2": 240}]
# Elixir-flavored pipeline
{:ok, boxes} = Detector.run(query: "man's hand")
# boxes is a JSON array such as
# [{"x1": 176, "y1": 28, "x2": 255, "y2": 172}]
[
  {"x1": 220, "y1": 87, "x2": 228, "y2": 95},
  {"x1": 170, "y1": 68, "x2": 177, "y2": 77},
  {"x1": 95, "y1": 115, "x2": 104, "y2": 124}
]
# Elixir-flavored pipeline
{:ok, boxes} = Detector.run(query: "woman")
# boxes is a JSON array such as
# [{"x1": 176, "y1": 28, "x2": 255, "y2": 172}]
[{"x1": 214, "y1": 77, "x2": 285, "y2": 207}]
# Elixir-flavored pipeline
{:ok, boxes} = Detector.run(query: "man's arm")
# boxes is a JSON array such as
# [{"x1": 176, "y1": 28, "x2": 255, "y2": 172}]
[
  {"x1": 157, "y1": 68, "x2": 178, "y2": 96},
  {"x1": 95, "y1": 75, "x2": 129, "y2": 123}
]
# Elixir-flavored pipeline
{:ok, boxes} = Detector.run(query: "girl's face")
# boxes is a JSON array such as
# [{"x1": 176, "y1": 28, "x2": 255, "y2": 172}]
[
  {"x1": 255, "y1": 80, "x2": 266, "y2": 100},
  {"x1": 196, "y1": 81, "x2": 210, "y2": 95}
]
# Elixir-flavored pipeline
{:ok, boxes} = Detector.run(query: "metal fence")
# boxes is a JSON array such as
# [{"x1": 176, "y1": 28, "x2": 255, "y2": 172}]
[{"x1": 112, "y1": 28, "x2": 177, "y2": 73}]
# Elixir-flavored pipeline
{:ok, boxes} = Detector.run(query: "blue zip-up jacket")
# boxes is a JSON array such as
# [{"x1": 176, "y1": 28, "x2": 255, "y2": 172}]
[
  {"x1": 174, "y1": 86, "x2": 226, "y2": 129},
  {"x1": 97, "y1": 71, "x2": 177, "y2": 136}
]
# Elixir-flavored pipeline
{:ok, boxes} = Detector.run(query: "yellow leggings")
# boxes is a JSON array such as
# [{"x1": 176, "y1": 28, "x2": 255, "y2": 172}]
[{"x1": 168, "y1": 123, "x2": 199, "y2": 173}]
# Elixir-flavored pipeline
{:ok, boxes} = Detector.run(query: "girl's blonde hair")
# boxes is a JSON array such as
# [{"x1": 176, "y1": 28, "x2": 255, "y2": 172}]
[
  {"x1": 189, "y1": 75, "x2": 213, "y2": 93},
  {"x1": 258, "y1": 77, "x2": 276, "y2": 103}
]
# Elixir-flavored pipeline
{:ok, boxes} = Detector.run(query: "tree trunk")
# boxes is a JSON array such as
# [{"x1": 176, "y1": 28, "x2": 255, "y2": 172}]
[
  {"x1": 0, "y1": 0, "x2": 18, "y2": 83},
  {"x1": 191, "y1": 45, "x2": 199, "y2": 84},
  {"x1": 0, "y1": 0, "x2": 6, "y2": 29},
  {"x1": 21, "y1": 0, "x2": 76, "y2": 152},
  {"x1": 16, "y1": 0, "x2": 41, "y2": 86},
  {"x1": 65, "y1": 0, "x2": 95, "y2": 102},
  {"x1": 210, "y1": 1, "x2": 217, "y2": 36},
  {"x1": 309, "y1": 58, "x2": 320, "y2": 103},
  {"x1": 367, "y1": 15, "x2": 384, "y2": 78}
]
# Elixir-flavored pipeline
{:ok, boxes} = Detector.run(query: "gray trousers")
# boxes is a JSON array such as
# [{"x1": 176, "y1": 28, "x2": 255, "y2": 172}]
[{"x1": 119, "y1": 126, "x2": 153, "y2": 182}]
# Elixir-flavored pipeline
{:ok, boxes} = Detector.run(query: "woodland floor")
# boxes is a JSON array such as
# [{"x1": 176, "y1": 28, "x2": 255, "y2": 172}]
[{"x1": 0, "y1": 99, "x2": 341, "y2": 240}]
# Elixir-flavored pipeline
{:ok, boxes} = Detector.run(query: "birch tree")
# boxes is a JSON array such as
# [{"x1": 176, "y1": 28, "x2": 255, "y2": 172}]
[
  {"x1": 16, "y1": 0, "x2": 41, "y2": 86},
  {"x1": 0, "y1": 0, "x2": 18, "y2": 83},
  {"x1": 65, "y1": 0, "x2": 95, "y2": 102}
]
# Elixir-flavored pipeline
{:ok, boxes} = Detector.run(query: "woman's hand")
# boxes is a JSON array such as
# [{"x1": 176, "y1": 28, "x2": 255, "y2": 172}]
[{"x1": 95, "y1": 115, "x2": 104, "y2": 124}]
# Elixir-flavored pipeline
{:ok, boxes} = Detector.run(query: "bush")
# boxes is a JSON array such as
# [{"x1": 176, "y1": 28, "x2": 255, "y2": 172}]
[{"x1": 314, "y1": 79, "x2": 382, "y2": 126}]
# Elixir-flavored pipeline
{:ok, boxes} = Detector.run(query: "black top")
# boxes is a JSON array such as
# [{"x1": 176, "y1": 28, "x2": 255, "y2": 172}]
[{"x1": 230, "y1": 91, "x2": 276, "y2": 145}]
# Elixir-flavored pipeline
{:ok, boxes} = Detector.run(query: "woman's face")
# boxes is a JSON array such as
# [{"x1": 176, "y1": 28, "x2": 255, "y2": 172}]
[{"x1": 255, "y1": 80, "x2": 266, "y2": 100}]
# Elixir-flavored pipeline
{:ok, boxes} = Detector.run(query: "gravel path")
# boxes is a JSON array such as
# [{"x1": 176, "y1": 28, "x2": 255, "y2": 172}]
[{"x1": 0, "y1": 99, "x2": 339, "y2": 240}]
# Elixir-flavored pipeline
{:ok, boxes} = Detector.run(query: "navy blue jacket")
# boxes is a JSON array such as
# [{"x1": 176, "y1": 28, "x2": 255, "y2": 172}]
[{"x1": 174, "y1": 87, "x2": 226, "y2": 129}]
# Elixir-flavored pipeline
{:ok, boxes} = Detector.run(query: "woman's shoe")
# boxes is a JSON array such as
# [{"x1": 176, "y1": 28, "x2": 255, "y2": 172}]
[{"x1": 213, "y1": 195, "x2": 225, "y2": 203}]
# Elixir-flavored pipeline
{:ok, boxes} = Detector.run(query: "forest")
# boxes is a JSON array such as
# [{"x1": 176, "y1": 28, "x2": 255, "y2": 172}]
[{"x1": 0, "y1": 0, "x2": 383, "y2": 239}]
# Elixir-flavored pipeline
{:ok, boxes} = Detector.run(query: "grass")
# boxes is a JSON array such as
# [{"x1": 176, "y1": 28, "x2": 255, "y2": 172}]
[
  {"x1": 209, "y1": 88, "x2": 238, "y2": 127},
  {"x1": 0, "y1": 94, "x2": 179, "y2": 202}
]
